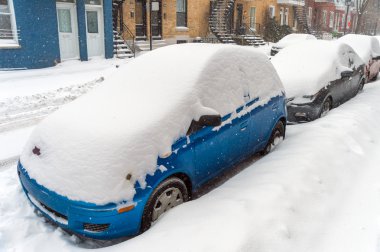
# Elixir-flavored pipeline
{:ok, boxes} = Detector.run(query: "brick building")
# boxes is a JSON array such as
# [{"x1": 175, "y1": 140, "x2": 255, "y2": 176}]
[{"x1": 113, "y1": 0, "x2": 310, "y2": 48}]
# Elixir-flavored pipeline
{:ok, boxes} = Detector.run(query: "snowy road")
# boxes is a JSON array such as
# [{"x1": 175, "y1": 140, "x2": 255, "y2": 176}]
[{"x1": 1, "y1": 80, "x2": 380, "y2": 251}]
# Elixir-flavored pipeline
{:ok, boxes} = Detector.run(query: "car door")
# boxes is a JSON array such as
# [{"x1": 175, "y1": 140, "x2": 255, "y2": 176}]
[
  {"x1": 246, "y1": 97, "x2": 277, "y2": 153},
  {"x1": 191, "y1": 110, "x2": 250, "y2": 185}
]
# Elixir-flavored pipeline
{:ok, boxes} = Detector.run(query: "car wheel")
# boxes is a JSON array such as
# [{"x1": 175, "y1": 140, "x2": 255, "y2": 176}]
[
  {"x1": 319, "y1": 97, "x2": 332, "y2": 118},
  {"x1": 261, "y1": 121, "x2": 285, "y2": 155},
  {"x1": 356, "y1": 79, "x2": 365, "y2": 95},
  {"x1": 140, "y1": 177, "x2": 189, "y2": 233}
]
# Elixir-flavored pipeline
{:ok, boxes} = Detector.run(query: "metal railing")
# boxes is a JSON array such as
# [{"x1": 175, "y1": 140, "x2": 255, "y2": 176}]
[
  {"x1": 116, "y1": 22, "x2": 136, "y2": 57},
  {"x1": 235, "y1": 23, "x2": 262, "y2": 36}
]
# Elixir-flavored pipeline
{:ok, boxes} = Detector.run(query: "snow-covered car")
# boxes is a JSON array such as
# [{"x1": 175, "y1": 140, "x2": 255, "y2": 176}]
[
  {"x1": 272, "y1": 40, "x2": 365, "y2": 123},
  {"x1": 17, "y1": 44, "x2": 287, "y2": 239},
  {"x1": 338, "y1": 34, "x2": 380, "y2": 82},
  {"x1": 270, "y1": 33, "x2": 317, "y2": 56}
]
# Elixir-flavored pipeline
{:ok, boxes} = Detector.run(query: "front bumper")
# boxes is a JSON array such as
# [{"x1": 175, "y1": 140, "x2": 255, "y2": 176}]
[
  {"x1": 286, "y1": 103, "x2": 321, "y2": 123},
  {"x1": 17, "y1": 162, "x2": 144, "y2": 239}
]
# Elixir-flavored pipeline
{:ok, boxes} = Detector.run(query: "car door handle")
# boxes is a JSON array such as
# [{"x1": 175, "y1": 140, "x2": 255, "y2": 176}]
[{"x1": 240, "y1": 121, "x2": 248, "y2": 131}]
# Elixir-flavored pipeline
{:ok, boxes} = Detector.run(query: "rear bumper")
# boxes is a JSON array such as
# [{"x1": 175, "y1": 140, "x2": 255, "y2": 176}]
[{"x1": 17, "y1": 162, "x2": 144, "y2": 239}]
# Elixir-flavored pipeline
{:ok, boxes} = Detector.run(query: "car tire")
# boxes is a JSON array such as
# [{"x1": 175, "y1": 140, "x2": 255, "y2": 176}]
[
  {"x1": 319, "y1": 97, "x2": 332, "y2": 118},
  {"x1": 358, "y1": 79, "x2": 365, "y2": 93},
  {"x1": 140, "y1": 177, "x2": 189, "y2": 233},
  {"x1": 261, "y1": 121, "x2": 285, "y2": 155}
]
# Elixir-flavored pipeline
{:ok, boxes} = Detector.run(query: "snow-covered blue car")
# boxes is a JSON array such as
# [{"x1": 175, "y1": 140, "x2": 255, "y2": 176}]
[{"x1": 18, "y1": 44, "x2": 286, "y2": 239}]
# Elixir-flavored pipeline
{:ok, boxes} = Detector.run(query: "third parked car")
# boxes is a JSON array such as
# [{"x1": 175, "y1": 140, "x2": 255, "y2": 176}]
[
  {"x1": 272, "y1": 40, "x2": 365, "y2": 123},
  {"x1": 338, "y1": 34, "x2": 380, "y2": 82}
]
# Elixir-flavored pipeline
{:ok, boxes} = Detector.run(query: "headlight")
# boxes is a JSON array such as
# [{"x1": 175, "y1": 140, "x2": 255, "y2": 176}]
[{"x1": 302, "y1": 93, "x2": 318, "y2": 101}]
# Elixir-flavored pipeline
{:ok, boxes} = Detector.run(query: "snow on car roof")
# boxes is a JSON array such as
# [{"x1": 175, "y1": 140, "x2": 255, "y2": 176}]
[
  {"x1": 20, "y1": 44, "x2": 284, "y2": 205},
  {"x1": 338, "y1": 34, "x2": 380, "y2": 63},
  {"x1": 272, "y1": 40, "x2": 363, "y2": 98},
  {"x1": 276, "y1": 33, "x2": 317, "y2": 48}
]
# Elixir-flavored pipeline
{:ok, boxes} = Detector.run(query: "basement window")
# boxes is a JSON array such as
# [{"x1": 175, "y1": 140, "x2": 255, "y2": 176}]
[
  {"x1": 0, "y1": 0, "x2": 18, "y2": 46},
  {"x1": 176, "y1": 0, "x2": 187, "y2": 27}
]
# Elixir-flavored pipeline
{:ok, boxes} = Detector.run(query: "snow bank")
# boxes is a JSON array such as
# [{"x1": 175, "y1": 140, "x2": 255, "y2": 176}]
[
  {"x1": 271, "y1": 40, "x2": 363, "y2": 98},
  {"x1": 275, "y1": 33, "x2": 316, "y2": 49},
  {"x1": 338, "y1": 34, "x2": 380, "y2": 63},
  {"x1": 20, "y1": 44, "x2": 283, "y2": 205}
]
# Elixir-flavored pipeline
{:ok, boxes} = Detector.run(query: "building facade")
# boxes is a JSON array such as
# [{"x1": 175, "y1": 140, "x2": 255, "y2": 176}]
[
  {"x1": 117, "y1": 0, "x2": 310, "y2": 45},
  {"x1": 0, "y1": 0, "x2": 114, "y2": 70}
]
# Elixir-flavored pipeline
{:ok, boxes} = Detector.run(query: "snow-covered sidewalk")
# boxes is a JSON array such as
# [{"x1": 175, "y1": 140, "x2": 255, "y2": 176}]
[{"x1": 1, "y1": 78, "x2": 380, "y2": 251}]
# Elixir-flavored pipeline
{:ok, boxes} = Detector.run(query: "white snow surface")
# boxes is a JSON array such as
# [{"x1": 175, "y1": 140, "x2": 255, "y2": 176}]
[
  {"x1": 272, "y1": 40, "x2": 363, "y2": 98},
  {"x1": 274, "y1": 33, "x2": 317, "y2": 49},
  {"x1": 20, "y1": 44, "x2": 284, "y2": 205},
  {"x1": 338, "y1": 34, "x2": 380, "y2": 63},
  {"x1": 1, "y1": 78, "x2": 380, "y2": 252}
]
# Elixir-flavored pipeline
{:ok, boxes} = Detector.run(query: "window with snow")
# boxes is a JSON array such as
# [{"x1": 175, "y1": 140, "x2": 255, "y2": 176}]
[
  {"x1": 0, "y1": 0, "x2": 18, "y2": 45},
  {"x1": 176, "y1": 0, "x2": 187, "y2": 27}
]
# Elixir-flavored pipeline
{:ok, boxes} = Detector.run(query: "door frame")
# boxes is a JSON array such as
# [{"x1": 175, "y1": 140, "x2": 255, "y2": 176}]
[
  {"x1": 135, "y1": 0, "x2": 147, "y2": 39},
  {"x1": 56, "y1": 1, "x2": 80, "y2": 61},
  {"x1": 150, "y1": 0, "x2": 163, "y2": 39},
  {"x1": 85, "y1": 2, "x2": 105, "y2": 58}
]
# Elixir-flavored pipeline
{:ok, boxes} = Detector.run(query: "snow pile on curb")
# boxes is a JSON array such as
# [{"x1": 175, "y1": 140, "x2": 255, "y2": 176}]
[
  {"x1": 272, "y1": 40, "x2": 363, "y2": 98},
  {"x1": 20, "y1": 44, "x2": 283, "y2": 205}
]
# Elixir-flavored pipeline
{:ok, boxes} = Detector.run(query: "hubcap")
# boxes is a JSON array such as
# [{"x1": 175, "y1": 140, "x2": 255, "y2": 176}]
[
  {"x1": 266, "y1": 130, "x2": 283, "y2": 153},
  {"x1": 152, "y1": 187, "x2": 183, "y2": 222}
]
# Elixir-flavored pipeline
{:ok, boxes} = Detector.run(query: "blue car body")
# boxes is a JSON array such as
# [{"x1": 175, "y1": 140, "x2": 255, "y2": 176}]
[{"x1": 18, "y1": 94, "x2": 286, "y2": 239}]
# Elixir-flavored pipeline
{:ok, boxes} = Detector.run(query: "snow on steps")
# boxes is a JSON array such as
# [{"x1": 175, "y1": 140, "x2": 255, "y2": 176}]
[{"x1": 135, "y1": 40, "x2": 168, "y2": 51}]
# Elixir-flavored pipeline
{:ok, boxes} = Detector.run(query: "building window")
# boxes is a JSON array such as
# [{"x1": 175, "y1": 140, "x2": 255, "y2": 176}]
[
  {"x1": 250, "y1": 7, "x2": 256, "y2": 30},
  {"x1": 329, "y1": 11, "x2": 334, "y2": 28},
  {"x1": 322, "y1": 10, "x2": 327, "y2": 27},
  {"x1": 308, "y1": 7, "x2": 312, "y2": 26},
  {"x1": 280, "y1": 7, "x2": 284, "y2": 25},
  {"x1": 268, "y1": 6, "x2": 275, "y2": 19},
  {"x1": 285, "y1": 8, "x2": 289, "y2": 25},
  {"x1": 0, "y1": 0, "x2": 18, "y2": 44},
  {"x1": 176, "y1": 0, "x2": 187, "y2": 27}
]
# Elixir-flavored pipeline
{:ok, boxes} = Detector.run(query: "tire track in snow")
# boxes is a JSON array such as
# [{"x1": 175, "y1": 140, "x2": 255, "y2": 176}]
[
  {"x1": 0, "y1": 156, "x2": 18, "y2": 172},
  {"x1": 0, "y1": 77, "x2": 104, "y2": 134}
]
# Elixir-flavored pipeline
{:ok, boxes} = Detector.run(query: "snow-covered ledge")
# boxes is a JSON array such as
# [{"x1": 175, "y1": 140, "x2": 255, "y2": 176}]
[
  {"x1": 176, "y1": 27, "x2": 189, "y2": 32},
  {"x1": 0, "y1": 43, "x2": 21, "y2": 49}
]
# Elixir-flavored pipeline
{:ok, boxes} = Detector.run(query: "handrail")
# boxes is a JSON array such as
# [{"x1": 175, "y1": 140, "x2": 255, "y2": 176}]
[
  {"x1": 115, "y1": 21, "x2": 136, "y2": 58},
  {"x1": 122, "y1": 23, "x2": 136, "y2": 57}
]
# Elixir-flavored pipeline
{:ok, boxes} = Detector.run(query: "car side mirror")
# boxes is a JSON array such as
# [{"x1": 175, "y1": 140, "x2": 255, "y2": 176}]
[
  {"x1": 341, "y1": 70, "x2": 353, "y2": 79},
  {"x1": 186, "y1": 114, "x2": 222, "y2": 135},
  {"x1": 198, "y1": 115, "x2": 222, "y2": 127}
]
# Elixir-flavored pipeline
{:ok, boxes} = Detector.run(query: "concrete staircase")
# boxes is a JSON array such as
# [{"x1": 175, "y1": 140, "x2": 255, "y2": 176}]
[
  {"x1": 234, "y1": 33, "x2": 266, "y2": 46},
  {"x1": 135, "y1": 40, "x2": 168, "y2": 51},
  {"x1": 113, "y1": 30, "x2": 134, "y2": 58},
  {"x1": 209, "y1": 0, "x2": 236, "y2": 44},
  {"x1": 294, "y1": 5, "x2": 317, "y2": 35}
]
